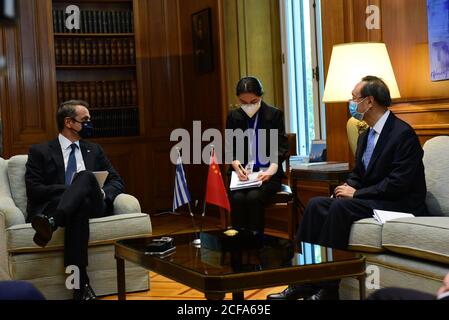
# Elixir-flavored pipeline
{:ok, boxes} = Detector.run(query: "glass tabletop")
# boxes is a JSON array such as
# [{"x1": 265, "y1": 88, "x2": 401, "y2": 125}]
[{"x1": 117, "y1": 230, "x2": 359, "y2": 277}]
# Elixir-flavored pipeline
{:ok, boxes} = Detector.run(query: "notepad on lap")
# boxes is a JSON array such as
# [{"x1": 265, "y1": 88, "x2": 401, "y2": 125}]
[
  {"x1": 230, "y1": 171, "x2": 263, "y2": 191},
  {"x1": 93, "y1": 171, "x2": 109, "y2": 188},
  {"x1": 372, "y1": 209, "x2": 415, "y2": 224}
]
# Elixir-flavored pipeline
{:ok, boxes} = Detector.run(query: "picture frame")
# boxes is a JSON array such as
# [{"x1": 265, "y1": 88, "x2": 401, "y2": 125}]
[
  {"x1": 191, "y1": 8, "x2": 214, "y2": 74},
  {"x1": 427, "y1": 0, "x2": 449, "y2": 81}
]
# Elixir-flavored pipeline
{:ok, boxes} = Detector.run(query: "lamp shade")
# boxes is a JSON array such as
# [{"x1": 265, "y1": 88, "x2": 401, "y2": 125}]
[{"x1": 322, "y1": 42, "x2": 401, "y2": 103}]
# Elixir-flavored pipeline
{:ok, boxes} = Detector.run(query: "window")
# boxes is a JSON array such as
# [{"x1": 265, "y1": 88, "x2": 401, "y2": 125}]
[{"x1": 280, "y1": 0, "x2": 325, "y2": 157}]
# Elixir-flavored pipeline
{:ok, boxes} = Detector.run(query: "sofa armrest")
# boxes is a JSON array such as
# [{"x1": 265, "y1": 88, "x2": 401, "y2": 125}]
[
  {"x1": 0, "y1": 211, "x2": 11, "y2": 280},
  {"x1": 113, "y1": 193, "x2": 142, "y2": 215},
  {"x1": 0, "y1": 197, "x2": 26, "y2": 228}
]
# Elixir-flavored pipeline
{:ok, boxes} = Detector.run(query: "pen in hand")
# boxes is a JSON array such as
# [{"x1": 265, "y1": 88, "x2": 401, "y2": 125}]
[{"x1": 237, "y1": 163, "x2": 249, "y2": 181}]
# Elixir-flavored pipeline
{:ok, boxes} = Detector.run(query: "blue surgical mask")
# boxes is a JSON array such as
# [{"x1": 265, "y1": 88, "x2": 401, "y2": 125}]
[{"x1": 349, "y1": 98, "x2": 369, "y2": 121}]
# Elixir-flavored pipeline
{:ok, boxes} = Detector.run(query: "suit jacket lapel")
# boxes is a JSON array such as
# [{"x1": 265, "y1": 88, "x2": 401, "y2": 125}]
[
  {"x1": 49, "y1": 139, "x2": 65, "y2": 184},
  {"x1": 365, "y1": 113, "x2": 395, "y2": 175},
  {"x1": 80, "y1": 141, "x2": 95, "y2": 171}
]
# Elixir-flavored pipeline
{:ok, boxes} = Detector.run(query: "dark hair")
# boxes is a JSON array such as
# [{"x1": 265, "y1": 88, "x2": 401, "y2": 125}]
[
  {"x1": 236, "y1": 76, "x2": 264, "y2": 97},
  {"x1": 361, "y1": 75, "x2": 392, "y2": 107},
  {"x1": 56, "y1": 100, "x2": 89, "y2": 131}
]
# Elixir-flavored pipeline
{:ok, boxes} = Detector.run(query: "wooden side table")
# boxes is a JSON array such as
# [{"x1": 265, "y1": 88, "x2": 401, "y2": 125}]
[{"x1": 290, "y1": 164, "x2": 351, "y2": 218}]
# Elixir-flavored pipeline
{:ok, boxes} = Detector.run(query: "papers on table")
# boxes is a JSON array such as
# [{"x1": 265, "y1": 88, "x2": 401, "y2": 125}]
[
  {"x1": 93, "y1": 171, "x2": 109, "y2": 188},
  {"x1": 230, "y1": 171, "x2": 263, "y2": 191},
  {"x1": 292, "y1": 162, "x2": 349, "y2": 171},
  {"x1": 372, "y1": 209, "x2": 415, "y2": 224}
]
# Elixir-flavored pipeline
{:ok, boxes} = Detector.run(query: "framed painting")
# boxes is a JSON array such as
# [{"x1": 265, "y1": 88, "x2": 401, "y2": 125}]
[
  {"x1": 191, "y1": 8, "x2": 214, "y2": 74},
  {"x1": 427, "y1": 0, "x2": 449, "y2": 81}
]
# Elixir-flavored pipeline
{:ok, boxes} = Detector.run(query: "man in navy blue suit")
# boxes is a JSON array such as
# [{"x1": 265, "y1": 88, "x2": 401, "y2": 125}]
[
  {"x1": 268, "y1": 76, "x2": 428, "y2": 300},
  {"x1": 0, "y1": 281, "x2": 45, "y2": 300}
]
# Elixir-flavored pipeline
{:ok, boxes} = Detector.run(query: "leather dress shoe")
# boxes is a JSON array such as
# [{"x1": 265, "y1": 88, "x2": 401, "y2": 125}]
[
  {"x1": 73, "y1": 284, "x2": 97, "y2": 301},
  {"x1": 306, "y1": 288, "x2": 340, "y2": 300},
  {"x1": 267, "y1": 285, "x2": 318, "y2": 300},
  {"x1": 31, "y1": 214, "x2": 56, "y2": 247}
]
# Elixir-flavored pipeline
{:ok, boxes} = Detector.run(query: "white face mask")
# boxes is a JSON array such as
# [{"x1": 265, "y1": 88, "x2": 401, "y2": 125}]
[{"x1": 241, "y1": 101, "x2": 261, "y2": 118}]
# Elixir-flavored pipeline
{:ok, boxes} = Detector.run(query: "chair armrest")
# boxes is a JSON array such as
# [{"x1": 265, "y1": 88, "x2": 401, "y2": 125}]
[
  {"x1": 113, "y1": 193, "x2": 142, "y2": 215},
  {"x1": 0, "y1": 197, "x2": 26, "y2": 228},
  {"x1": 0, "y1": 211, "x2": 11, "y2": 280}
]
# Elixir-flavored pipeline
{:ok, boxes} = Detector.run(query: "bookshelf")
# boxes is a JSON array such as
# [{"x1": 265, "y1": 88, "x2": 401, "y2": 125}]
[{"x1": 52, "y1": 0, "x2": 139, "y2": 138}]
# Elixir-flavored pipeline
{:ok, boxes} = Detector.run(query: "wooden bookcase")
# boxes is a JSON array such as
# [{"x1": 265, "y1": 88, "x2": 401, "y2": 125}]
[{"x1": 52, "y1": 0, "x2": 140, "y2": 138}]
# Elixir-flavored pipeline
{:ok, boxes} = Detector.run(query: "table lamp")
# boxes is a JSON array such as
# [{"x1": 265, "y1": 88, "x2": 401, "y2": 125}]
[{"x1": 322, "y1": 42, "x2": 401, "y2": 103}]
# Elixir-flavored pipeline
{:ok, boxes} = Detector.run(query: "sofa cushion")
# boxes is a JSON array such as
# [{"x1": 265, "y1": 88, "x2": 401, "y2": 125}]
[
  {"x1": 423, "y1": 136, "x2": 449, "y2": 217},
  {"x1": 7, "y1": 155, "x2": 28, "y2": 219},
  {"x1": 0, "y1": 158, "x2": 13, "y2": 199},
  {"x1": 7, "y1": 213, "x2": 152, "y2": 253},
  {"x1": 348, "y1": 218, "x2": 385, "y2": 253},
  {"x1": 382, "y1": 217, "x2": 449, "y2": 264}
]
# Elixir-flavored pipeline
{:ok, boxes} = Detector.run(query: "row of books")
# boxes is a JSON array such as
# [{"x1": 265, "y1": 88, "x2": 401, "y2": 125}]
[
  {"x1": 53, "y1": 10, "x2": 134, "y2": 34},
  {"x1": 91, "y1": 108, "x2": 140, "y2": 137},
  {"x1": 55, "y1": 38, "x2": 136, "y2": 65},
  {"x1": 57, "y1": 81, "x2": 138, "y2": 108}
]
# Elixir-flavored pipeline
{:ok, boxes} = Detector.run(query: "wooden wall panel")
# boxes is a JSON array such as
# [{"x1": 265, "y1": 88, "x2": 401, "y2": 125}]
[{"x1": 0, "y1": 0, "x2": 57, "y2": 157}]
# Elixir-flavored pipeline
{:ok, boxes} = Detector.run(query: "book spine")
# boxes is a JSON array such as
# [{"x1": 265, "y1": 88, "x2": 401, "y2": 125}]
[
  {"x1": 96, "y1": 82, "x2": 103, "y2": 108},
  {"x1": 111, "y1": 39, "x2": 117, "y2": 65},
  {"x1": 57, "y1": 82, "x2": 63, "y2": 105},
  {"x1": 54, "y1": 40, "x2": 61, "y2": 65},
  {"x1": 102, "y1": 81, "x2": 109, "y2": 107},
  {"x1": 79, "y1": 39, "x2": 86, "y2": 64},
  {"x1": 129, "y1": 39, "x2": 135, "y2": 64},
  {"x1": 85, "y1": 39, "x2": 92, "y2": 64},
  {"x1": 89, "y1": 82, "x2": 96, "y2": 108},
  {"x1": 104, "y1": 40, "x2": 111, "y2": 64},
  {"x1": 116, "y1": 39, "x2": 123, "y2": 65},
  {"x1": 72, "y1": 39, "x2": 80, "y2": 65},
  {"x1": 91, "y1": 40, "x2": 98, "y2": 65},
  {"x1": 60, "y1": 39, "x2": 67, "y2": 65},
  {"x1": 131, "y1": 80, "x2": 137, "y2": 106}
]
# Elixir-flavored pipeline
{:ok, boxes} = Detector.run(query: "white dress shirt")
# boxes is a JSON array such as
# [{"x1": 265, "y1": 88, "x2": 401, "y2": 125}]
[{"x1": 58, "y1": 134, "x2": 86, "y2": 173}]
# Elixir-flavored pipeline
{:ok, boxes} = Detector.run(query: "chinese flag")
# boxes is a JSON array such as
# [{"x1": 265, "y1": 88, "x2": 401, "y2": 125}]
[{"x1": 205, "y1": 150, "x2": 231, "y2": 212}]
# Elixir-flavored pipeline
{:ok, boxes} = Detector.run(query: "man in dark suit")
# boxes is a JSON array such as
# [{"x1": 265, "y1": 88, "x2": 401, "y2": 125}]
[
  {"x1": 25, "y1": 100, "x2": 124, "y2": 300},
  {"x1": 268, "y1": 76, "x2": 428, "y2": 300}
]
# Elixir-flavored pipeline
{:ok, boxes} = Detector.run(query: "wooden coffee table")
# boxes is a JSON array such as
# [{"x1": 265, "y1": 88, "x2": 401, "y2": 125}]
[{"x1": 115, "y1": 230, "x2": 366, "y2": 300}]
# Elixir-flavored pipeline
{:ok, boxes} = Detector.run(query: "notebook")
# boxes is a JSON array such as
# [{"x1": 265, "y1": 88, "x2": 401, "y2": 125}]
[{"x1": 230, "y1": 171, "x2": 263, "y2": 191}]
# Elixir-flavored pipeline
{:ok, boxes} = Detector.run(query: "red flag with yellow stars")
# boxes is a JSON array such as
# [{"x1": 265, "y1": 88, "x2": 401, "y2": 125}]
[{"x1": 205, "y1": 150, "x2": 231, "y2": 212}]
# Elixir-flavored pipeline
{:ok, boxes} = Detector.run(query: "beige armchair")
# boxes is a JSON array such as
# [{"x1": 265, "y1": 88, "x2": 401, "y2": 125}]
[
  {"x1": 346, "y1": 118, "x2": 369, "y2": 155},
  {"x1": 0, "y1": 155, "x2": 152, "y2": 299}
]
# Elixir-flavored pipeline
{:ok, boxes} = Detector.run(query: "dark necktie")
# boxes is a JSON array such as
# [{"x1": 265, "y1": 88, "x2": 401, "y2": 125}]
[
  {"x1": 363, "y1": 129, "x2": 376, "y2": 170},
  {"x1": 65, "y1": 143, "x2": 78, "y2": 185}
]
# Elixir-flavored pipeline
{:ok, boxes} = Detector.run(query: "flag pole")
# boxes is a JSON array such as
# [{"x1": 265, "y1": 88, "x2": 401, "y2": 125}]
[
  {"x1": 176, "y1": 148, "x2": 200, "y2": 246},
  {"x1": 200, "y1": 145, "x2": 214, "y2": 237}
]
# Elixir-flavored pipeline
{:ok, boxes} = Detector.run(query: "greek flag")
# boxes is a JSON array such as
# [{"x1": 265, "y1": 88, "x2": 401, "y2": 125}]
[{"x1": 173, "y1": 155, "x2": 191, "y2": 212}]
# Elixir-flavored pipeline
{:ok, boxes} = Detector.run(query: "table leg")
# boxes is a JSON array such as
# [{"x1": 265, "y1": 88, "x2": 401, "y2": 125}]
[
  {"x1": 205, "y1": 292, "x2": 226, "y2": 300},
  {"x1": 116, "y1": 257, "x2": 126, "y2": 301},
  {"x1": 232, "y1": 291, "x2": 245, "y2": 300},
  {"x1": 359, "y1": 275, "x2": 366, "y2": 300}
]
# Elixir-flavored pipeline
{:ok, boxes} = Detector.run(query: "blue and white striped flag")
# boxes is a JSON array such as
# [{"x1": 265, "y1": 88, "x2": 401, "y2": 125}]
[{"x1": 173, "y1": 155, "x2": 191, "y2": 212}]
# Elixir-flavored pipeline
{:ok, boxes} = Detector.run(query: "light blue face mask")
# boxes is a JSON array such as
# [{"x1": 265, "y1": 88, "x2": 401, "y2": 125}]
[{"x1": 349, "y1": 98, "x2": 368, "y2": 121}]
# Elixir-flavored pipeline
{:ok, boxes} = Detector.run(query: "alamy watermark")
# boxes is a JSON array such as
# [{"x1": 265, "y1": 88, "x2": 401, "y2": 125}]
[
  {"x1": 170, "y1": 121, "x2": 279, "y2": 165},
  {"x1": 366, "y1": 5, "x2": 381, "y2": 30},
  {"x1": 65, "y1": 265, "x2": 80, "y2": 290}
]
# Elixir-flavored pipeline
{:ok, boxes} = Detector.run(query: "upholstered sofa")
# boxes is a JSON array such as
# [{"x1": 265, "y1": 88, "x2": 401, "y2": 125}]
[
  {"x1": 341, "y1": 136, "x2": 449, "y2": 299},
  {"x1": 0, "y1": 155, "x2": 152, "y2": 299}
]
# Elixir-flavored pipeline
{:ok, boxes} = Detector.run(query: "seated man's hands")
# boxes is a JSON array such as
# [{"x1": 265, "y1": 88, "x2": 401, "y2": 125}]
[
  {"x1": 100, "y1": 188, "x2": 106, "y2": 200},
  {"x1": 334, "y1": 183, "x2": 356, "y2": 199}
]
